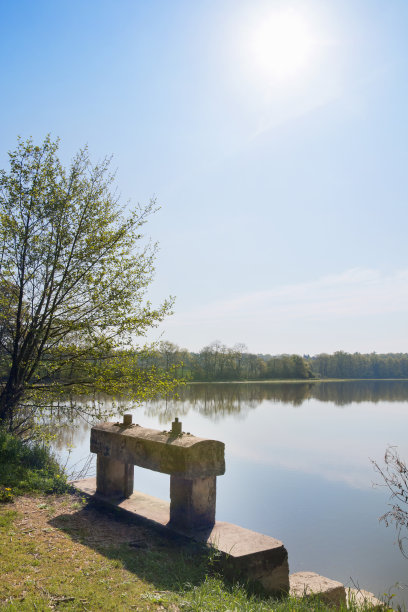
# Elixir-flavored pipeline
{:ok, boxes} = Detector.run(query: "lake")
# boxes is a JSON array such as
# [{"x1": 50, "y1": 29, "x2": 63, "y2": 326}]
[{"x1": 54, "y1": 381, "x2": 408, "y2": 606}]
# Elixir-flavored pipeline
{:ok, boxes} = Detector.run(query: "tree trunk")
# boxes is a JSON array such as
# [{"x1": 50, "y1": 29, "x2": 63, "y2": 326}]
[{"x1": 0, "y1": 367, "x2": 24, "y2": 431}]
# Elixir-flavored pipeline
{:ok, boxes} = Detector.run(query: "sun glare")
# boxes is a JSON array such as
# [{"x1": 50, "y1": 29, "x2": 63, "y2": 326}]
[{"x1": 248, "y1": 9, "x2": 316, "y2": 80}]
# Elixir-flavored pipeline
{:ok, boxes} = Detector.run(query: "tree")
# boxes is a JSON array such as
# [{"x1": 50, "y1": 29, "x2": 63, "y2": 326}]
[
  {"x1": 0, "y1": 136, "x2": 174, "y2": 436},
  {"x1": 159, "y1": 341, "x2": 180, "y2": 372},
  {"x1": 232, "y1": 343, "x2": 247, "y2": 379}
]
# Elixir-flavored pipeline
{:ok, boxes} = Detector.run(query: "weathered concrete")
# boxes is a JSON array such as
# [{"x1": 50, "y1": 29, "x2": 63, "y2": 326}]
[
  {"x1": 91, "y1": 416, "x2": 225, "y2": 528},
  {"x1": 206, "y1": 521, "x2": 289, "y2": 595},
  {"x1": 290, "y1": 572, "x2": 346, "y2": 607},
  {"x1": 346, "y1": 588, "x2": 386, "y2": 610},
  {"x1": 72, "y1": 477, "x2": 290, "y2": 595},
  {"x1": 170, "y1": 475, "x2": 216, "y2": 529},
  {"x1": 90, "y1": 418, "x2": 225, "y2": 479},
  {"x1": 96, "y1": 455, "x2": 134, "y2": 497}
]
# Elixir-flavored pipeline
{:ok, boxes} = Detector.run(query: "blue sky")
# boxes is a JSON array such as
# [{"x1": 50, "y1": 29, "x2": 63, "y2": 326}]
[{"x1": 1, "y1": 0, "x2": 408, "y2": 354}]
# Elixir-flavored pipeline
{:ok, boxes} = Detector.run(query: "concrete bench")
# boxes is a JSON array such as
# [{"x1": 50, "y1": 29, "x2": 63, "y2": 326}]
[
  {"x1": 78, "y1": 416, "x2": 376, "y2": 600},
  {"x1": 90, "y1": 415, "x2": 225, "y2": 529},
  {"x1": 78, "y1": 414, "x2": 290, "y2": 595}
]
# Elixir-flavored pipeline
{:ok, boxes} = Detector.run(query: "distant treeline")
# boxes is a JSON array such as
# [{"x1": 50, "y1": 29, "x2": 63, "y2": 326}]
[
  {"x1": 308, "y1": 351, "x2": 408, "y2": 379},
  {"x1": 16, "y1": 342, "x2": 408, "y2": 385},
  {"x1": 153, "y1": 342, "x2": 408, "y2": 381}
]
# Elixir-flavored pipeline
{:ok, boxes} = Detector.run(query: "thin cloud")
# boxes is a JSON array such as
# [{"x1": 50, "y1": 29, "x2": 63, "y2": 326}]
[{"x1": 169, "y1": 268, "x2": 408, "y2": 326}]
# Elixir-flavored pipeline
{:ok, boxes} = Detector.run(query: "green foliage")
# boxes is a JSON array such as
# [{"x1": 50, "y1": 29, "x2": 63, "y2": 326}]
[
  {"x1": 0, "y1": 136, "x2": 175, "y2": 434},
  {"x1": 148, "y1": 341, "x2": 315, "y2": 382},
  {"x1": 309, "y1": 351, "x2": 408, "y2": 379},
  {"x1": 148, "y1": 343, "x2": 408, "y2": 382},
  {"x1": 0, "y1": 429, "x2": 69, "y2": 495}
]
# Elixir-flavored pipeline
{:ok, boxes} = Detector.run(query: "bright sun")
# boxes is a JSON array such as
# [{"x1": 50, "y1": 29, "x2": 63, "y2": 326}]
[{"x1": 248, "y1": 9, "x2": 316, "y2": 80}]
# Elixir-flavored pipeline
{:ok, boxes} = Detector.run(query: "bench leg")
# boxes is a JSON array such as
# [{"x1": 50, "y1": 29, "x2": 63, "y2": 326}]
[
  {"x1": 170, "y1": 475, "x2": 216, "y2": 530},
  {"x1": 96, "y1": 454, "x2": 134, "y2": 498}
]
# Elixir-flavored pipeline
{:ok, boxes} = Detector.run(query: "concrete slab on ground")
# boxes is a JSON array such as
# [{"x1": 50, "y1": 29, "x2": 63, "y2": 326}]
[
  {"x1": 290, "y1": 571, "x2": 346, "y2": 607},
  {"x1": 72, "y1": 477, "x2": 289, "y2": 595},
  {"x1": 346, "y1": 587, "x2": 386, "y2": 610}
]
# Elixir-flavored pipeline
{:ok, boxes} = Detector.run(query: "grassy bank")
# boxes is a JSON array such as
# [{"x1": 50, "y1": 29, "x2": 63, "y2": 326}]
[
  {"x1": 0, "y1": 432, "x2": 392, "y2": 611},
  {"x1": 0, "y1": 494, "x2": 390, "y2": 611}
]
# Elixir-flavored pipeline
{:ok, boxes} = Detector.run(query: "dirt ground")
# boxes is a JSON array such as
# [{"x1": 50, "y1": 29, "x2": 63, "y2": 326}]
[{"x1": 12, "y1": 493, "x2": 156, "y2": 547}]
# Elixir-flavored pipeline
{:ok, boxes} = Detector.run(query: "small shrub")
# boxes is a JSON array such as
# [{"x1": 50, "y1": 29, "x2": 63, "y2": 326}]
[{"x1": 0, "y1": 429, "x2": 69, "y2": 497}]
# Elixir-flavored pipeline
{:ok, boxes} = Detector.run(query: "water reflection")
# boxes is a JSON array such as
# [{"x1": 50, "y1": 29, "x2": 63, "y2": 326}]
[
  {"x1": 311, "y1": 380, "x2": 408, "y2": 405},
  {"x1": 145, "y1": 380, "x2": 408, "y2": 421},
  {"x1": 49, "y1": 380, "x2": 408, "y2": 452}
]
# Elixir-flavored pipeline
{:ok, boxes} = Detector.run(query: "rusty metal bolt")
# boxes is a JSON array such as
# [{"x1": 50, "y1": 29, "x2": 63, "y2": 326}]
[
  {"x1": 171, "y1": 417, "x2": 182, "y2": 436},
  {"x1": 123, "y1": 414, "x2": 133, "y2": 427}
]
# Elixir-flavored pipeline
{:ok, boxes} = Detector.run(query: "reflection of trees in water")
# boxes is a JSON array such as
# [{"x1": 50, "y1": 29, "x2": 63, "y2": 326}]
[
  {"x1": 178, "y1": 382, "x2": 315, "y2": 410},
  {"x1": 144, "y1": 399, "x2": 191, "y2": 424},
  {"x1": 182, "y1": 381, "x2": 408, "y2": 408},
  {"x1": 145, "y1": 384, "x2": 254, "y2": 423},
  {"x1": 43, "y1": 386, "x2": 256, "y2": 432},
  {"x1": 50, "y1": 416, "x2": 90, "y2": 451},
  {"x1": 312, "y1": 380, "x2": 408, "y2": 406},
  {"x1": 145, "y1": 381, "x2": 408, "y2": 421},
  {"x1": 47, "y1": 382, "x2": 408, "y2": 449},
  {"x1": 145, "y1": 382, "x2": 316, "y2": 422},
  {"x1": 40, "y1": 392, "x2": 135, "y2": 451}
]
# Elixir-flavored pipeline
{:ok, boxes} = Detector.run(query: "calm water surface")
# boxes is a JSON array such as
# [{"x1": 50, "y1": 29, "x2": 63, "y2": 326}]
[{"x1": 55, "y1": 381, "x2": 408, "y2": 606}]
